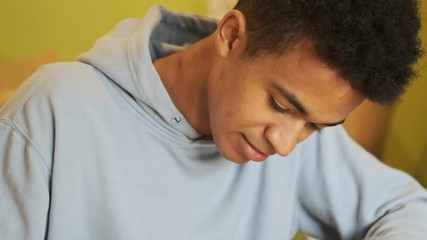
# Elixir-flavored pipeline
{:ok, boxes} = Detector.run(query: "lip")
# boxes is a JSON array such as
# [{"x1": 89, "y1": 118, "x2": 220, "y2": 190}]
[{"x1": 241, "y1": 134, "x2": 268, "y2": 162}]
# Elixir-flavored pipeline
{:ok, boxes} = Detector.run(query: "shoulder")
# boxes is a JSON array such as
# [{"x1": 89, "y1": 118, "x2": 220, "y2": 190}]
[
  {"x1": 1, "y1": 62, "x2": 108, "y2": 120},
  {"x1": 0, "y1": 62, "x2": 112, "y2": 167},
  {"x1": 25, "y1": 62, "x2": 105, "y2": 100}
]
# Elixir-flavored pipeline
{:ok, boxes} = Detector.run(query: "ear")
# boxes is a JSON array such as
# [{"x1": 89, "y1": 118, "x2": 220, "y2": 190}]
[{"x1": 215, "y1": 10, "x2": 247, "y2": 58}]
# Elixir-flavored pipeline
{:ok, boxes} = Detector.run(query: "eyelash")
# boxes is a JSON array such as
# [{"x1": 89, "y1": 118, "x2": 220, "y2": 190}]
[
  {"x1": 268, "y1": 96, "x2": 322, "y2": 133},
  {"x1": 269, "y1": 95, "x2": 290, "y2": 114}
]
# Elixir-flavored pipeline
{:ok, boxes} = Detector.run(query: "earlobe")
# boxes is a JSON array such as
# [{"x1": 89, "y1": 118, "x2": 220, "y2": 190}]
[{"x1": 215, "y1": 10, "x2": 247, "y2": 58}]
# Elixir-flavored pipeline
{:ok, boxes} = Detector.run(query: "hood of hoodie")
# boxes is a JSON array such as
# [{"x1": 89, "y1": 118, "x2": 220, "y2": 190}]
[{"x1": 78, "y1": 5, "x2": 218, "y2": 140}]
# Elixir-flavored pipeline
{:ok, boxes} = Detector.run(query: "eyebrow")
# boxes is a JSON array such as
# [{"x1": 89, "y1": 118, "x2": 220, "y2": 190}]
[
  {"x1": 273, "y1": 83, "x2": 346, "y2": 127},
  {"x1": 274, "y1": 83, "x2": 307, "y2": 114}
]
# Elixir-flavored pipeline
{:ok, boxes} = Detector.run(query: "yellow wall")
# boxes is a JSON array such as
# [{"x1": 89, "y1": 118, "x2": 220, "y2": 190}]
[
  {"x1": 382, "y1": 1, "x2": 427, "y2": 186},
  {"x1": 0, "y1": 0, "x2": 206, "y2": 62}
]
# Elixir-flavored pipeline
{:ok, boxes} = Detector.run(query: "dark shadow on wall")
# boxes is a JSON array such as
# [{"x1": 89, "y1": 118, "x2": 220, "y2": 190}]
[{"x1": 414, "y1": 141, "x2": 427, "y2": 188}]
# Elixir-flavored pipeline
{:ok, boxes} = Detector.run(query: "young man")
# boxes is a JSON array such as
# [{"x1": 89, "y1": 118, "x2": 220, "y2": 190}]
[{"x1": 1, "y1": 0, "x2": 426, "y2": 239}]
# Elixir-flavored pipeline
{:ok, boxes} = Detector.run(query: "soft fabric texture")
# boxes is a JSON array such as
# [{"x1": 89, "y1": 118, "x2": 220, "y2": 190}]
[{"x1": 1, "y1": 5, "x2": 426, "y2": 240}]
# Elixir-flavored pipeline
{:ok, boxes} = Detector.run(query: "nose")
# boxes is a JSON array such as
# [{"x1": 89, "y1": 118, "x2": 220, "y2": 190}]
[{"x1": 264, "y1": 118, "x2": 307, "y2": 157}]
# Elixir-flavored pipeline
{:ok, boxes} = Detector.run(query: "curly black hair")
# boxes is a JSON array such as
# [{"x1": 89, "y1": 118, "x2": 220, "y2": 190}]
[{"x1": 234, "y1": 0, "x2": 423, "y2": 104}]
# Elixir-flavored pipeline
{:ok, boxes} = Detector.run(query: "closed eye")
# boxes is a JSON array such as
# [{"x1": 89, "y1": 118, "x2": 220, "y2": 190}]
[
  {"x1": 268, "y1": 95, "x2": 291, "y2": 114},
  {"x1": 269, "y1": 95, "x2": 322, "y2": 133}
]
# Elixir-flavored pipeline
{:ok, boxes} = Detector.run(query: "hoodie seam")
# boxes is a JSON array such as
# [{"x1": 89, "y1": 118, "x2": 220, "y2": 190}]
[
  {"x1": 9, "y1": 66, "x2": 89, "y2": 122},
  {"x1": 0, "y1": 119, "x2": 52, "y2": 175}
]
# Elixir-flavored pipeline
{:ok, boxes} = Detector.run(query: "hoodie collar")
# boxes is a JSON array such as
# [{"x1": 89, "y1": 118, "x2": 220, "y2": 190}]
[{"x1": 79, "y1": 5, "x2": 218, "y2": 140}]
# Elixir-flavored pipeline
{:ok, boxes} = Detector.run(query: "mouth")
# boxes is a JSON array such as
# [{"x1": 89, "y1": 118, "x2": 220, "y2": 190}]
[{"x1": 241, "y1": 134, "x2": 268, "y2": 162}]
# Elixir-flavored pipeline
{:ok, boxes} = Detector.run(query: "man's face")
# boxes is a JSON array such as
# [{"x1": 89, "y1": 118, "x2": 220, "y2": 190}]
[{"x1": 207, "y1": 41, "x2": 364, "y2": 164}]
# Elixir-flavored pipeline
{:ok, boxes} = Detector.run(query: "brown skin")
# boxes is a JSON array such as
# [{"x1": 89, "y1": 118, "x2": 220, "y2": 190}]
[{"x1": 154, "y1": 10, "x2": 365, "y2": 164}]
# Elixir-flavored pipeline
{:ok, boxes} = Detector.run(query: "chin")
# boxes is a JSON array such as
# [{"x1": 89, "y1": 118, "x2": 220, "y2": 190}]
[
  {"x1": 218, "y1": 148, "x2": 250, "y2": 164},
  {"x1": 213, "y1": 132, "x2": 251, "y2": 164}
]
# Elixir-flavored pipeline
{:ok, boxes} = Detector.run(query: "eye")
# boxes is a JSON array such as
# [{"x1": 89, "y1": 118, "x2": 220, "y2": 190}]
[
  {"x1": 269, "y1": 95, "x2": 291, "y2": 114},
  {"x1": 269, "y1": 95, "x2": 322, "y2": 133}
]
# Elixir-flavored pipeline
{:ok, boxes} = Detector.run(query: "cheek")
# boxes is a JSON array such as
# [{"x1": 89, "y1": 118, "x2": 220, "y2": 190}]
[
  {"x1": 208, "y1": 100, "x2": 238, "y2": 131},
  {"x1": 208, "y1": 86, "x2": 242, "y2": 126},
  {"x1": 206, "y1": 94, "x2": 230, "y2": 136}
]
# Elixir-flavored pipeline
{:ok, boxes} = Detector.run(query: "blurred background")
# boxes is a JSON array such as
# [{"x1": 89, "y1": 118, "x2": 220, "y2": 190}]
[
  {"x1": 0, "y1": 1, "x2": 425, "y2": 239},
  {"x1": 0, "y1": 0, "x2": 426, "y2": 190}
]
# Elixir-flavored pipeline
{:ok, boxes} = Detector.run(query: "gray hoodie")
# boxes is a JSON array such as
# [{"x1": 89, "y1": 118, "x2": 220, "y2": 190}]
[{"x1": 1, "y1": 5, "x2": 426, "y2": 240}]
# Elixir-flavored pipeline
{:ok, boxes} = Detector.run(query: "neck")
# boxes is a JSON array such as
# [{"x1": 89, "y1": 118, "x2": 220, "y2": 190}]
[{"x1": 153, "y1": 35, "x2": 217, "y2": 136}]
